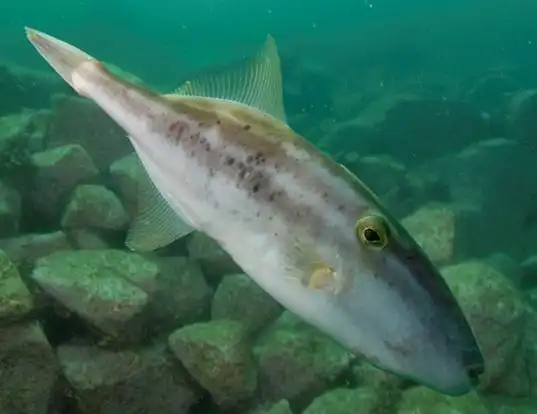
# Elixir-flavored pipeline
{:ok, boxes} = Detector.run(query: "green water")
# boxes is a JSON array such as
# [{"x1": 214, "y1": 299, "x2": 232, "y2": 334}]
[{"x1": 1, "y1": 1, "x2": 537, "y2": 413}]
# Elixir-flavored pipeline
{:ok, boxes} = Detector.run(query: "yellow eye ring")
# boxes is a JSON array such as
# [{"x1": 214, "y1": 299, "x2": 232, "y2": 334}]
[{"x1": 355, "y1": 215, "x2": 390, "y2": 249}]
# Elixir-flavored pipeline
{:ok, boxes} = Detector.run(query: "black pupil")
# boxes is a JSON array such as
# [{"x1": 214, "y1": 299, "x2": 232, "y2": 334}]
[{"x1": 364, "y1": 228, "x2": 381, "y2": 243}]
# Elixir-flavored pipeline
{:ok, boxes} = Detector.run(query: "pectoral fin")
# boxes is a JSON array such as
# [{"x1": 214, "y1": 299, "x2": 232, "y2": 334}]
[
  {"x1": 285, "y1": 231, "x2": 348, "y2": 295},
  {"x1": 125, "y1": 153, "x2": 195, "y2": 251}
]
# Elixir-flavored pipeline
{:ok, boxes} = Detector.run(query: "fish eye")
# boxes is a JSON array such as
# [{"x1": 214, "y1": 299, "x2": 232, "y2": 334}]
[{"x1": 355, "y1": 215, "x2": 390, "y2": 249}]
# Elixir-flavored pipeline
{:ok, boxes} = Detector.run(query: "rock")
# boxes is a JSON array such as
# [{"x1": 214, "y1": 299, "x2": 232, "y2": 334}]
[
  {"x1": 375, "y1": 98, "x2": 497, "y2": 165},
  {"x1": 253, "y1": 399, "x2": 293, "y2": 414},
  {"x1": 0, "y1": 111, "x2": 44, "y2": 190},
  {"x1": 68, "y1": 229, "x2": 111, "y2": 250},
  {"x1": 61, "y1": 184, "x2": 129, "y2": 230},
  {"x1": 508, "y1": 89, "x2": 537, "y2": 148},
  {"x1": 187, "y1": 231, "x2": 241, "y2": 284},
  {"x1": 30, "y1": 250, "x2": 158, "y2": 343},
  {"x1": 109, "y1": 152, "x2": 139, "y2": 217},
  {"x1": 435, "y1": 138, "x2": 537, "y2": 258},
  {"x1": 323, "y1": 95, "x2": 498, "y2": 165},
  {"x1": 149, "y1": 256, "x2": 212, "y2": 331},
  {"x1": 169, "y1": 319, "x2": 258, "y2": 409},
  {"x1": 0, "y1": 249, "x2": 34, "y2": 324},
  {"x1": 526, "y1": 289, "x2": 537, "y2": 311},
  {"x1": 520, "y1": 255, "x2": 537, "y2": 290},
  {"x1": 255, "y1": 311, "x2": 352, "y2": 407},
  {"x1": 402, "y1": 203, "x2": 460, "y2": 266},
  {"x1": 57, "y1": 343, "x2": 198, "y2": 414},
  {"x1": 0, "y1": 180, "x2": 21, "y2": 237},
  {"x1": 441, "y1": 261, "x2": 527, "y2": 389},
  {"x1": 352, "y1": 361, "x2": 405, "y2": 390},
  {"x1": 0, "y1": 62, "x2": 68, "y2": 116},
  {"x1": 211, "y1": 273, "x2": 282, "y2": 334},
  {"x1": 46, "y1": 95, "x2": 131, "y2": 171},
  {"x1": 484, "y1": 252, "x2": 523, "y2": 287},
  {"x1": 303, "y1": 387, "x2": 388, "y2": 414},
  {"x1": 0, "y1": 322, "x2": 58, "y2": 414},
  {"x1": 397, "y1": 387, "x2": 487, "y2": 414},
  {"x1": 319, "y1": 120, "x2": 378, "y2": 162},
  {"x1": 31, "y1": 144, "x2": 99, "y2": 221},
  {"x1": 490, "y1": 310, "x2": 537, "y2": 398},
  {"x1": 0, "y1": 231, "x2": 70, "y2": 276},
  {"x1": 351, "y1": 155, "x2": 407, "y2": 197},
  {"x1": 463, "y1": 70, "x2": 519, "y2": 117}
]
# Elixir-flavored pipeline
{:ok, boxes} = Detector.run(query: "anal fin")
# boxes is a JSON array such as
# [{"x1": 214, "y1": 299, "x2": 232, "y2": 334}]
[{"x1": 125, "y1": 153, "x2": 195, "y2": 251}]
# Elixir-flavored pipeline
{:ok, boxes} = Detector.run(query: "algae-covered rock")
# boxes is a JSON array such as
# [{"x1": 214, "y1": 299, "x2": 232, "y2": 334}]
[
  {"x1": 187, "y1": 231, "x2": 241, "y2": 283},
  {"x1": 402, "y1": 203, "x2": 466, "y2": 266},
  {"x1": 68, "y1": 228, "x2": 111, "y2": 250},
  {"x1": 168, "y1": 319, "x2": 258, "y2": 408},
  {"x1": 31, "y1": 144, "x2": 99, "y2": 220},
  {"x1": 255, "y1": 311, "x2": 352, "y2": 407},
  {"x1": 109, "y1": 152, "x2": 139, "y2": 217},
  {"x1": 435, "y1": 138, "x2": 537, "y2": 258},
  {"x1": 442, "y1": 261, "x2": 527, "y2": 389},
  {"x1": 30, "y1": 250, "x2": 158, "y2": 342},
  {"x1": 46, "y1": 95, "x2": 131, "y2": 170},
  {"x1": 0, "y1": 111, "x2": 44, "y2": 177},
  {"x1": 0, "y1": 249, "x2": 34, "y2": 324},
  {"x1": 397, "y1": 386, "x2": 488, "y2": 414},
  {"x1": 212, "y1": 273, "x2": 282, "y2": 334},
  {"x1": 508, "y1": 88, "x2": 537, "y2": 147},
  {"x1": 252, "y1": 399, "x2": 293, "y2": 414},
  {"x1": 303, "y1": 387, "x2": 383, "y2": 414},
  {"x1": 520, "y1": 255, "x2": 537, "y2": 291},
  {"x1": 352, "y1": 361, "x2": 405, "y2": 390},
  {"x1": 149, "y1": 256, "x2": 212, "y2": 331},
  {"x1": 0, "y1": 62, "x2": 68, "y2": 116},
  {"x1": 57, "y1": 343, "x2": 198, "y2": 414},
  {"x1": 61, "y1": 184, "x2": 129, "y2": 230},
  {"x1": 0, "y1": 231, "x2": 70, "y2": 276},
  {"x1": 352, "y1": 155, "x2": 407, "y2": 196},
  {"x1": 0, "y1": 322, "x2": 58, "y2": 414},
  {"x1": 0, "y1": 180, "x2": 21, "y2": 237}
]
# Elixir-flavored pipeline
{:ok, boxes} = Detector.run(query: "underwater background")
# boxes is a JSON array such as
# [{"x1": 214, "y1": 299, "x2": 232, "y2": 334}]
[{"x1": 2, "y1": 0, "x2": 537, "y2": 413}]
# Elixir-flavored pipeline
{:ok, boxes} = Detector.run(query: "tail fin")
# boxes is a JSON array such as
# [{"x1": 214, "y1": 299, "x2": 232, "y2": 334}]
[{"x1": 25, "y1": 27, "x2": 99, "y2": 95}]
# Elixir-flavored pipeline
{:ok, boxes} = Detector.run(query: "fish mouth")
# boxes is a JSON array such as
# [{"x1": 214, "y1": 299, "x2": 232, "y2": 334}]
[
  {"x1": 379, "y1": 239, "x2": 485, "y2": 394},
  {"x1": 315, "y1": 235, "x2": 485, "y2": 396}
]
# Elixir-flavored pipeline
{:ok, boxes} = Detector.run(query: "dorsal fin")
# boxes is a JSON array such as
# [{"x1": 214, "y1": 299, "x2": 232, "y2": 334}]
[{"x1": 171, "y1": 35, "x2": 287, "y2": 123}]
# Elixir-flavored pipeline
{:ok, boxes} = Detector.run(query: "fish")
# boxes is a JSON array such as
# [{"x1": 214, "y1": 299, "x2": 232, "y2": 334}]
[{"x1": 25, "y1": 27, "x2": 485, "y2": 396}]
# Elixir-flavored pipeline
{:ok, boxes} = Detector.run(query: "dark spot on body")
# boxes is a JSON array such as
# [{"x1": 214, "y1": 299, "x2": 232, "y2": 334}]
[
  {"x1": 216, "y1": 119, "x2": 221, "y2": 125},
  {"x1": 337, "y1": 205, "x2": 345, "y2": 212},
  {"x1": 168, "y1": 121, "x2": 179, "y2": 134},
  {"x1": 198, "y1": 122, "x2": 205, "y2": 127},
  {"x1": 238, "y1": 169, "x2": 246, "y2": 180},
  {"x1": 199, "y1": 136, "x2": 211, "y2": 151},
  {"x1": 246, "y1": 155, "x2": 254, "y2": 164},
  {"x1": 225, "y1": 156, "x2": 235, "y2": 166},
  {"x1": 208, "y1": 168, "x2": 215, "y2": 177},
  {"x1": 244, "y1": 124, "x2": 251, "y2": 130},
  {"x1": 252, "y1": 183, "x2": 260, "y2": 193},
  {"x1": 254, "y1": 152, "x2": 266, "y2": 165}
]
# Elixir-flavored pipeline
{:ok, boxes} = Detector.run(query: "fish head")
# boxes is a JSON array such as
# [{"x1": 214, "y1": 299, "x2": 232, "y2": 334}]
[{"x1": 314, "y1": 208, "x2": 484, "y2": 396}]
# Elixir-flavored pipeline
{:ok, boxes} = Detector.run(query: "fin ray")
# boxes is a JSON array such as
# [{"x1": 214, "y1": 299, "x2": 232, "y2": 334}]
[
  {"x1": 125, "y1": 153, "x2": 195, "y2": 251},
  {"x1": 172, "y1": 35, "x2": 287, "y2": 123}
]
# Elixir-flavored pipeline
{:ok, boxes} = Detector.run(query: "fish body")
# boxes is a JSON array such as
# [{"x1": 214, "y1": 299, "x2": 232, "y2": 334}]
[{"x1": 25, "y1": 28, "x2": 484, "y2": 396}]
